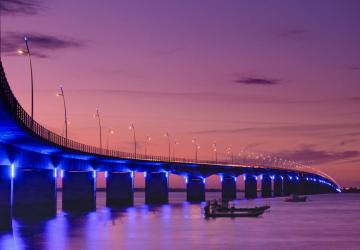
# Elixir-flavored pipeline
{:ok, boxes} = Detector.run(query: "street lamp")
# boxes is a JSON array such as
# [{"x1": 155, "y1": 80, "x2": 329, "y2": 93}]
[
  {"x1": 129, "y1": 124, "x2": 136, "y2": 157},
  {"x1": 56, "y1": 85, "x2": 68, "y2": 141},
  {"x1": 173, "y1": 140, "x2": 179, "y2": 159},
  {"x1": 94, "y1": 109, "x2": 102, "y2": 150},
  {"x1": 144, "y1": 135, "x2": 151, "y2": 157},
  {"x1": 17, "y1": 36, "x2": 34, "y2": 125},
  {"x1": 212, "y1": 142, "x2": 218, "y2": 163},
  {"x1": 191, "y1": 138, "x2": 200, "y2": 162},
  {"x1": 106, "y1": 128, "x2": 114, "y2": 151},
  {"x1": 226, "y1": 146, "x2": 234, "y2": 164},
  {"x1": 164, "y1": 132, "x2": 171, "y2": 161}
]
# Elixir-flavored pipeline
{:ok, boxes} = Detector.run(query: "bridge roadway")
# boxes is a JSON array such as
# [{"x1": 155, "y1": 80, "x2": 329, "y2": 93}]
[{"x1": 0, "y1": 61, "x2": 340, "y2": 231}]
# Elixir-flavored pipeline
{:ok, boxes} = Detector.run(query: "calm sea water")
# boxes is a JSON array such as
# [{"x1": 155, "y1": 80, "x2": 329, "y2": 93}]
[{"x1": 0, "y1": 192, "x2": 359, "y2": 250}]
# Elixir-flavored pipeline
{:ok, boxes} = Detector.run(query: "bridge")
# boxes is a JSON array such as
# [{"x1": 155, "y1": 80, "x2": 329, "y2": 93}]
[{"x1": 0, "y1": 61, "x2": 340, "y2": 231}]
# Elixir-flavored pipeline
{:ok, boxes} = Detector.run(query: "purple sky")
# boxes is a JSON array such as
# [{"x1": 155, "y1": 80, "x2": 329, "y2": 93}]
[{"x1": 1, "y1": 0, "x2": 360, "y2": 187}]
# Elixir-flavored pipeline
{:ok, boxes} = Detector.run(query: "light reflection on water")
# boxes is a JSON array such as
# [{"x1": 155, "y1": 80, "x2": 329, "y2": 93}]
[{"x1": 1, "y1": 193, "x2": 360, "y2": 250}]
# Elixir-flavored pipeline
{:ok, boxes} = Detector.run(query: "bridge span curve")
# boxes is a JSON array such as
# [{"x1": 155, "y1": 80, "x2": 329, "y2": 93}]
[{"x1": 0, "y1": 61, "x2": 340, "y2": 230}]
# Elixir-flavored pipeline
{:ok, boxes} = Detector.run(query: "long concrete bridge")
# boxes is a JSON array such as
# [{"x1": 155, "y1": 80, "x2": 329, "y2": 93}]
[{"x1": 0, "y1": 61, "x2": 340, "y2": 231}]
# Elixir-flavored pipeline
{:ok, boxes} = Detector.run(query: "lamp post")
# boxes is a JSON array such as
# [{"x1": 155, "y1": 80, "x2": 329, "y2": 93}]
[
  {"x1": 94, "y1": 109, "x2": 102, "y2": 150},
  {"x1": 164, "y1": 132, "x2": 171, "y2": 161},
  {"x1": 129, "y1": 124, "x2": 136, "y2": 157},
  {"x1": 17, "y1": 36, "x2": 34, "y2": 125},
  {"x1": 144, "y1": 135, "x2": 151, "y2": 157},
  {"x1": 212, "y1": 142, "x2": 217, "y2": 163},
  {"x1": 173, "y1": 140, "x2": 179, "y2": 159},
  {"x1": 226, "y1": 146, "x2": 234, "y2": 164},
  {"x1": 106, "y1": 128, "x2": 114, "y2": 151},
  {"x1": 56, "y1": 85, "x2": 68, "y2": 141},
  {"x1": 191, "y1": 138, "x2": 200, "y2": 162}
]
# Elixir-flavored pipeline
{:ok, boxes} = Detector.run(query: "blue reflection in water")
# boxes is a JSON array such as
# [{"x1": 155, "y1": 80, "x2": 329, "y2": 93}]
[{"x1": 0, "y1": 193, "x2": 360, "y2": 250}]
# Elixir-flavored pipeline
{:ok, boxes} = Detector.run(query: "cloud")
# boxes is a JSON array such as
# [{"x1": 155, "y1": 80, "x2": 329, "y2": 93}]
[
  {"x1": 276, "y1": 145, "x2": 360, "y2": 165},
  {"x1": 278, "y1": 29, "x2": 309, "y2": 40},
  {"x1": 0, "y1": 0, "x2": 42, "y2": 16},
  {"x1": 234, "y1": 76, "x2": 279, "y2": 85},
  {"x1": 71, "y1": 88, "x2": 304, "y2": 105},
  {"x1": 347, "y1": 66, "x2": 360, "y2": 71},
  {"x1": 2, "y1": 32, "x2": 85, "y2": 58},
  {"x1": 151, "y1": 47, "x2": 185, "y2": 57},
  {"x1": 193, "y1": 122, "x2": 360, "y2": 139}
]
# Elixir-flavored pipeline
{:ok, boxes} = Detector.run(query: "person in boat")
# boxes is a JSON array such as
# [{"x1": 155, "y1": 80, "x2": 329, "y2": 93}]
[
  {"x1": 212, "y1": 200, "x2": 219, "y2": 212},
  {"x1": 221, "y1": 199, "x2": 229, "y2": 209},
  {"x1": 230, "y1": 202, "x2": 235, "y2": 213},
  {"x1": 204, "y1": 201, "x2": 211, "y2": 215}
]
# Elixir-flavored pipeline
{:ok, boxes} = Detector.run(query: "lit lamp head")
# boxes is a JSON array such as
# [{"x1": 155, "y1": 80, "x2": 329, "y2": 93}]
[{"x1": 16, "y1": 49, "x2": 28, "y2": 55}]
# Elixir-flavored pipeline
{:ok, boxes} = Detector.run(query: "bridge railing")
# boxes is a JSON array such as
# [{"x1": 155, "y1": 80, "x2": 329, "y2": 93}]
[{"x1": 0, "y1": 62, "x2": 338, "y2": 184}]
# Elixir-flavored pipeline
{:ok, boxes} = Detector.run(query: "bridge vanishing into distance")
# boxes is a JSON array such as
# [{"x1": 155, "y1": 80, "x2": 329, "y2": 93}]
[{"x1": 0, "y1": 61, "x2": 340, "y2": 231}]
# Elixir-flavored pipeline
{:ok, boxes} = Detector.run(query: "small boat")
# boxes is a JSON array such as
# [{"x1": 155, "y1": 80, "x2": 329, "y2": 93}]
[
  {"x1": 285, "y1": 195, "x2": 307, "y2": 202},
  {"x1": 205, "y1": 209, "x2": 264, "y2": 218},
  {"x1": 217, "y1": 205, "x2": 270, "y2": 213}
]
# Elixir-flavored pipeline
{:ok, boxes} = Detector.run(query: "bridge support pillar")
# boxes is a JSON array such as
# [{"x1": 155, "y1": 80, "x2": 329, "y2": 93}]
[
  {"x1": 145, "y1": 172, "x2": 168, "y2": 204},
  {"x1": 221, "y1": 176, "x2": 236, "y2": 201},
  {"x1": 261, "y1": 175, "x2": 272, "y2": 198},
  {"x1": 62, "y1": 171, "x2": 96, "y2": 212},
  {"x1": 106, "y1": 172, "x2": 133, "y2": 207},
  {"x1": 0, "y1": 165, "x2": 12, "y2": 231},
  {"x1": 13, "y1": 168, "x2": 56, "y2": 218},
  {"x1": 274, "y1": 176, "x2": 283, "y2": 196},
  {"x1": 304, "y1": 178, "x2": 313, "y2": 195},
  {"x1": 187, "y1": 176, "x2": 205, "y2": 202},
  {"x1": 283, "y1": 176, "x2": 295, "y2": 196},
  {"x1": 297, "y1": 174, "x2": 305, "y2": 195},
  {"x1": 245, "y1": 175, "x2": 257, "y2": 199}
]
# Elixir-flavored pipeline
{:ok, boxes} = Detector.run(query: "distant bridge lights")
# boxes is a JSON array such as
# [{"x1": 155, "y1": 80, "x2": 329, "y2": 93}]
[
  {"x1": 129, "y1": 123, "x2": 136, "y2": 157},
  {"x1": 212, "y1": 142, "x2": 218, "y2": 163},
  {"x1": 144, "y1": 135, "x2": 151, "y2": 157},
  {"x1": 17, "y1": 36, "x2": 34, "y2": 125},
  {"x1": 94, "y1": 109, "x2": 102, "y2": 151},
  {"x1": 191, "y1": 138, "x2": 200, "y2": 162},
  {"x1": 56, "y1": 85, "x2": 68, "y2": 141},
  {"x1": 164, "y1": 132, "x2": 171, "y2": 161},
  {"x1": 226, "y1": 146, "x2": 234, "y2": 164},
  {"x1": 106, "y1": 128, "x2": 114, "y2": 151},
  {"x1": 173, "y1": 140, "x2": 179, "y2": 159}
]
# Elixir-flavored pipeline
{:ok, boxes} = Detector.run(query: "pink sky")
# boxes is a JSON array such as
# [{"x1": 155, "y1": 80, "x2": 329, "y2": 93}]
[{"x1": 1, "y1": 0, "x2": 360, "y2": 187}]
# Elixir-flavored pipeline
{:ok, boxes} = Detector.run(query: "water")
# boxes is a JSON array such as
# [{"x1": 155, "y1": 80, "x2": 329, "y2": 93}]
[{"x1": 1, "y1": 193, "x2": 359, "y2": 250}]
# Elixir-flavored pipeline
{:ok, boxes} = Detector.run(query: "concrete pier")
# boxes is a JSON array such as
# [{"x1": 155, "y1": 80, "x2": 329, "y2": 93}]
[
  {"x1": 297, "y1": 175, "x2": 305, "y2": 195},
  {"x1": 13, "y1": 168, "x2": 56, "y2": 218},
  {"x1": 261, "y1": 175, "x2": 272, "y2": 198},
  {"x1": 304, "y1": 178, "x2": 313, "y2": 195},
  {"x1": 186, "y1": 176, "x2": 205, "y2": 202},
  {"x1": 283, "y1": 176, "x2": 295, "y2": 196},
  {"x1": 0, "y1": 165, "x2": 12, "y2": 231},
  {"x1": 62, "y1": 171, "x2": 96, "y2": 212},
  {"x1": 145, "y1": 172, "x2": 168, "y2": 204},
  {"x1": 245, "y1": 175, "x2": 257, "y2": 199},
  {"x1": 106, "y1": 172, "x2": 133, "y2": 207},
  {"x1": 221, "y1": 176, "x2": 236, "y2": 200},
  {"x1": 274, "y1": 176, "x2": 283, "y2": 196}
]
